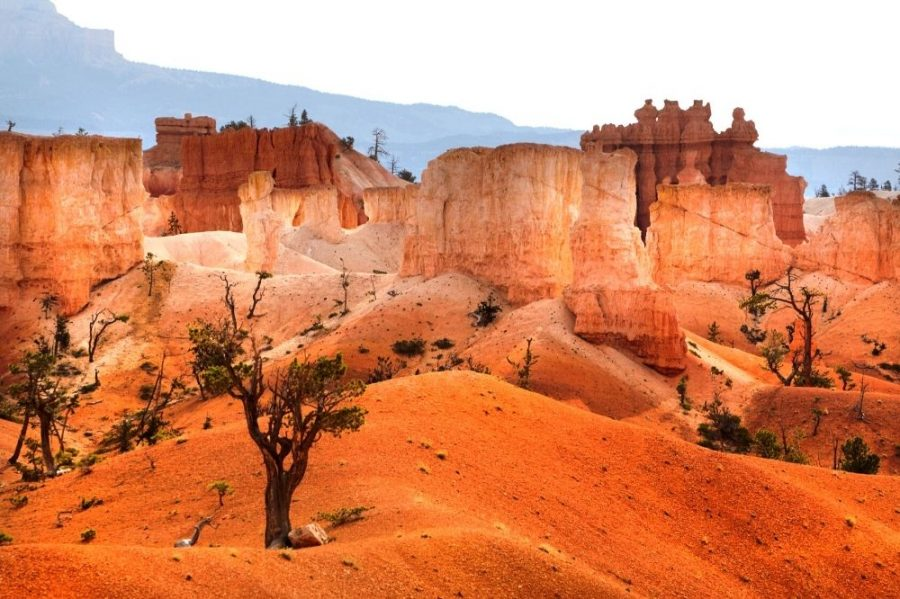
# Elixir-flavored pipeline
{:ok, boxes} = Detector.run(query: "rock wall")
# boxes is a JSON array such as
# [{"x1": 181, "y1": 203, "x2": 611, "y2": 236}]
[
  {"x1": 170, "y1": 123, "x2": 401, "y2": 233},
  {"x1": 401, "y1": 144, "x2": 685, "y2": 373},
  {"x1": 0, "y1": 132, "x2": 143, "y2": 314},
  {"x1": 564, "y1": 150, "x2": 686, "y2": 374},
  {"x1": 648, "y1": 183, "x2": 793, "y2": 285},
  {"x1": 363, "y1": 185, "x2": 418, "y2": 225},
  {"x1": 401, "y1": 144, "x2": 583, "y2": 304},
  {"x1": 581, "y1": 100, "x2": 807, "y2": 246},
  {"x1": 142, "y1": 113, "x2": 216, "y2": 197},
  {"x1": 797, "y1": 193, "x2": 899, "y2": 282}
]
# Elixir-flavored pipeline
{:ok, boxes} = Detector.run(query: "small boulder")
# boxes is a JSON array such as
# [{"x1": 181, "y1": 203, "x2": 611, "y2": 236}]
[{"x1": 288, "y1": 523, "x2": 330, "y2": 548}]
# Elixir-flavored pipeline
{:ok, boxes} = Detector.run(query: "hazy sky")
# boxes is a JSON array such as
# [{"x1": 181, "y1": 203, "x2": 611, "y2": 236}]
[{"x1": 52, "y1": 0, "x2": 899, "y2": 147}]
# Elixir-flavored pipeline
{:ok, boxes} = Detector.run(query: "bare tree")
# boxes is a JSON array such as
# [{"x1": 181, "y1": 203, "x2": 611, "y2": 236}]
[
  {"x1": 338, "y1": 259, "x2": 350, "y2": 316},
  {"x1": 506, "y1": 338, "x2": 539, "y2": 389},
  {"x1": 368, "y1": 128, "x2": 388, "y2": 163},
  {"x1": 853, "y1": 376, "x2": 868, "y2": 421},
  {"x1": 247, "y1": 271, "x2": 272, "y2": 320},
  {"x1": 218, "y1": 273, "x2": 239, "y2": 331},
  {"x1": 6, "y1": 120, "x2": 15, "y2": 132},
  {"x1": 88, "y1": 310, "x2": 129, "y2": 363}
]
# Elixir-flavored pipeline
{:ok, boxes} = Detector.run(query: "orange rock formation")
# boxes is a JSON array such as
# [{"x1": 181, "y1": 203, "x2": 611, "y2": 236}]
[
  {"x1": 582, "y1": 100, "x2": 807, "y2": 246},
  {"x1": 797, "y1": 192, "x2": 899, "y2": 282},
  {"x1": 648, "y1": 183, "x2": 792, "y2": 285},
  {"x1": 142, "y1": 113, "x2": 216, "y2": 197},
  {"x1": 166, "y1": 123, "x2": 400, "y2": 233},
  {"x1": 0, "y1": 132, "x2": 143, "y2": 314},
  {"x1": 401, "y1": 143, "x2": 686, "y2": 373}
]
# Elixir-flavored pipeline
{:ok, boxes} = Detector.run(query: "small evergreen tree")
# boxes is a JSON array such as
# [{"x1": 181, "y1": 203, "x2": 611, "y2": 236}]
[
  {"x1": 506, "y1": 338, "x2": 538, "y2": 390},
  {"x1": 286, "y1": 104, "x2": 300, "y2": 127},
  {"x1": 300, "y1": 109, "x2": 311, "y2": 125},
  {"x1": 208, "y1": 480, "x2": 235, "y2": 506},
  {"x1": 698, "y1": 398, "x2": 752, "y2": 453},
  {"x1": 706, "y1": 321, "x2": 721, "y2": 343},
  {"x1": 815, "y1": 184, "x2": 830, "y2": 198},
  {"x1": 165, "y1": 212, "x2": 183, "y2": 236},
  {"x1": 840, "y1": 436, "x2": 880, "y2": 474},
  {"x1": 397, "y1": 169, "x2": 417, "y2": 183}
]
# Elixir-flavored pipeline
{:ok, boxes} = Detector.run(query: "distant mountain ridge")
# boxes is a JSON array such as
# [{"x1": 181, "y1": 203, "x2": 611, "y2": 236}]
[
  {"x1": 1, "y1": 0, "x2": 898, "y2": 183},
  {"x1": 768, "y1": 146, "x2": 900, "y2": 197},
  {"x1": 0, "y1": 0, "x2": 579, "y2": 174}
]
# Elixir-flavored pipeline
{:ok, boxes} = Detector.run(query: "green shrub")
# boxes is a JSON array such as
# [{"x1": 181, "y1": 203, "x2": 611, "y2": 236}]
[
  {"x1": 0, "y1": 532, "x2": 12, "y2": 545},
  {"x1": 367, "y1": 356, "x2": 400, "y2": 383},
  {"x1": 391, "y1": 338, "x2": 426, "y2": 357},
  {"x1": 471, "y1": 294, "x2": 502, "y2": 327},
  {"x1": 80, "y1": 496, "x2": 104, "y2": 510},
  {"x1": 314, "y1": 506, "x2": 372, "y2": 528},
  {"x1": 432, "y1": 338, "x2": 455, "y2": 350},
  {"x1": 80, "y1": 528, "x2": 96, "y2": 543},
  {"x1": 840, "y1": 436, "x2": 880, "y2": 474},
  {"x1": 698, "y1": 399, "x2": 752, "y2": 453},
  {"x1": 754, "y1": 429, "x2": 781, "y2": 459}
]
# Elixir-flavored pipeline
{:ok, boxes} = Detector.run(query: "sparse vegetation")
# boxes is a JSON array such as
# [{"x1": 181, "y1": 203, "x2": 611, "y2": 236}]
[
  {"x1": 246, "y1": 271, "x2": 272, "y2": 319},
  {"x1": 506, "y1": 337, "x2": 538, "y2": 389},
  {"x1": 314, "y1": 506, "x2": 372, "y2": 528},
  {"x1": 87, "y1": 310, "x2": 129, "y2": 363},
  {"x1": 80, "y1": 528, "x2": 96, "y2": 543},
  {"x1": 340, "y1": 136, "x2": 354, "y2": 151},
  {"x1": 835, "y1": 366, "x2": 855, "y2": 391},
  {"x1": 397, "y1": 168, "x2": 416, "y2": 183},
  {"x1": 208, "y1": 480, "x2": 235, "y2": 506},
  {"x1": 391, "y1": 337, "x2": 426, "y2": 357},
  {"x1": 840, "y1": 436, "x2": 880, "y2": 474},
  {"x1": 698, "y1": 398, "x2": 752, "y2": 454},
  {"x1": 8, "y1": 495, "x2": 28, "y2": 509},
  {"x1": 861, "y1": 334, "x2": 886, "y2": 356},
  {"x1": 707, "y1": 322, "x2": 722, "y2": 343},
  {"x1": 142, "y1": 252, "x2": 163, "y2": 297},
  {"x1": 368, "y1": 128, "x2": 388, "y2": 163},
  {"x1": 432, "y1": 338, "x2": 455, "y2": 350},
  {"x1": 367, "y1": 356, "x2": 400, "y2": 383},
  {"x1": 164, "y1": 211, "x2": 183, "y2": 236},
  {"x1": 740, "y1": 267, "x2": 833, "y2": 388},
  {"x1": 676, "y1": 375, "x2": 691, "y2": 410},
  {"x1": 471, "y1": 293, "x2": 502, "y2": 327},
  {"x1": 0, "y1": 532, "x2": 12, "y2": 545},
  {"x1": 80, "y1": 496, "x2": 103, "y2": 511}
]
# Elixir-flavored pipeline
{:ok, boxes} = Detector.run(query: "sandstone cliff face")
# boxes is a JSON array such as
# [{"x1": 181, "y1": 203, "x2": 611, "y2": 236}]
[
  {"x1": 582, "y1": 101, "x2": 806, "y2": 246},
  {"x1": 363, "y1": 185, "x2": 418, "y2": 225},
  {"x1": 401, "y1": 145, "x2": 583, "y2": 304},
  {"x1": 564, "y1": 150, "x2": 686, "y2": 374},
  {"x1": 0, "y1": 132, "x2": 143, "y2": 314},
  {"x1": 401, "y1": 144, "x2": 685, "y2": 373},
  {"x1": 797, "y1": 193, "x2": 899, "y2": 282},
  {"x1": 647, "y1": 183, "x2": 793, "y2": 286},
  {"x1": 170, "y1": 123, "x2": 401, "y2": 233}
]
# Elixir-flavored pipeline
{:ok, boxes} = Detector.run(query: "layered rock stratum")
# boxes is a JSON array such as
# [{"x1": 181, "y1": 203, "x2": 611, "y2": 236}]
[{"x1": 0, "y1": 132, "x2": 143, "y2": 314}]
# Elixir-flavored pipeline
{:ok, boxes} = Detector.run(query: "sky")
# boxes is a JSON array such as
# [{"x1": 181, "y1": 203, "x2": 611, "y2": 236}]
[{"x1": 51, "y1": 0, "x2": 900, "y2": 148}]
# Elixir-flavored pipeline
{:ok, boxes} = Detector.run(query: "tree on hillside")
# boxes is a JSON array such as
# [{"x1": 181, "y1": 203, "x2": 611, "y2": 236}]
[
  {"x1": 300, "y1": 109, "x2": 311, "y2": 125},
  {"x1": 883, "y1": 180, "x2": 893, "y2": 191},
  {"x1": 6, "y1": 120, "x2": 14, "y2": 132},
  {"x1": 840, "y1": 436, "x2": 879, "y2": 474},
  {"x1": 368, "y1": 128, "x2": 389, "y2": 163},
  {"x1": 740, "y1": 267, "x2": 833, "y2": 388},
  {"x1": 187, "y1": 278, "x2": 366, "y2": 548},
  {"x1": 397, "y1": 169, "x2": 417, "y2": 183},
  {"x1": 286, "y1": 104, "x2": 300, "y2": 127},
  {"x1": 6, "y1": 338, "x2": 77, "y2": 476},
  {"x1": 815, "y1": 184, "x2": 830, "y2": 198},
  {"x1": 847, "y1": 170, "x2": 866, "y2": 191},
  {"x1": 867, "y1": 177, "x2": 879, "y2": 191},
  {"x1": 87, "y1": 310, "x2": 129, "y2": 363}
]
